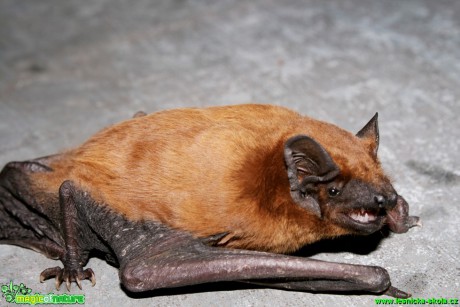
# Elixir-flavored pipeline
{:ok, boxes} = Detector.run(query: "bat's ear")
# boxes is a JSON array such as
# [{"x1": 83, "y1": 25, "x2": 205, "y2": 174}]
[
  {"x1": 356, "y1": 112, "x2": 379, "y2": 157},
  {"x1": 284, "y1": 135, "x2": 339, "y2": 217}
]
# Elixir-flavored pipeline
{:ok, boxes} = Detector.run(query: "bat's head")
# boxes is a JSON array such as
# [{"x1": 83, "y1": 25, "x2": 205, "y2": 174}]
[{"x1": 284, "y1": 114, "x2": 420, "y2": 237}]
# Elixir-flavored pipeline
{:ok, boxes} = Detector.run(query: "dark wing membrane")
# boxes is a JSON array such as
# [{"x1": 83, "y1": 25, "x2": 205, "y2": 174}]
[{"x1": 0, "y1": 160, "x2": 64, "y2": 259}]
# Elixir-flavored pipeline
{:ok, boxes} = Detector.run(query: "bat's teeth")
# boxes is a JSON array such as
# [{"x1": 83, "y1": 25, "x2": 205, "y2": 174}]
[
  {"x1": 368, "y1": 212, "x2": 377, "y2": 222},
  {"x1": 350, "y1": 213, "x2": 366, "y2": 223},
  {"x1": 349, "y1": 210, "x2": 377, "y2": 223}
]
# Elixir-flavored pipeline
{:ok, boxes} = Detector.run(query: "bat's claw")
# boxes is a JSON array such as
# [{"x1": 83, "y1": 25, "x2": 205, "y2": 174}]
[
  {"x1": 40, "y1": 266, "x2": 62, "y2": 289},
  {"x1": 40, "y1": 267, "x2": 57, "y2": 283},
  {"x1": 407, "y1": 216, "x2": 422, "y2": 228},
  {"x1": 39, "y1": 266, "x2": 96, "y2": 291},
  {"x1": 76, "y1": 278, "x2": 82, "y2": 290},
  {"x1": 410, "y1": 216, "x2": 422, "y2": 228},
  {"x1": 87, "y1": 268, "x2": 96, "y2": 287},
  {"x1": 384, "y1": 285, "x2": 411, "y2": 298}
]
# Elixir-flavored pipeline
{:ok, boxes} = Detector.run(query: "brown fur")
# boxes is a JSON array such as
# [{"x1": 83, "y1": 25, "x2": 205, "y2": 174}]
[{"x1": 31, "y1": 104, "x2": 386, "y2": 253}]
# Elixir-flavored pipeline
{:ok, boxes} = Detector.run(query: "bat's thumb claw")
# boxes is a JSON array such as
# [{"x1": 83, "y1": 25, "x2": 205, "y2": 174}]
[
  {"x1": 408, "y1": 216, "x2": 422, "y2": 228},
  {"x1": 384, "y1": 286, "x2": 412, "y2": 298},
  {"x1": 388, "y1": 215, "x2": 421, "y2": 233}
]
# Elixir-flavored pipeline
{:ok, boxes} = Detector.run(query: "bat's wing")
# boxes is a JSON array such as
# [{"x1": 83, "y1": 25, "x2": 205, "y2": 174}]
[
  {"x1": 0, "y1": 159, "x2": 65, "y2": 259},
  {"x1": 109, "y1": 224, "x2": 408, "y2": 298}
]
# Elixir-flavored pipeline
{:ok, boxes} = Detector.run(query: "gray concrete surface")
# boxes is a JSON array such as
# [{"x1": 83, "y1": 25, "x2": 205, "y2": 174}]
[{"x1": 1, "y1": 0, "x2": 459, "y2": 306}]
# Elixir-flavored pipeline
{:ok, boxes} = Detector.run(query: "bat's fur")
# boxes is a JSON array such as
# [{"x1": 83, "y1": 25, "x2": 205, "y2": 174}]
[
  {"x1": 0, "y1": 104, "x2": 419, "y2": 297},
  {"x1": 30, "y1": 105, "x2": 389, "y2": 252}
]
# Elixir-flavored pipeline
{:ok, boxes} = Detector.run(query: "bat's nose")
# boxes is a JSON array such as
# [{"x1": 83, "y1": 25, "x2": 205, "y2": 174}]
[
  {"x1": 374, "y1": 195, "x2": 385, "y2": 207},
  {"x1": 374, "y1": 193, "x2": 398, "y2": 210}
]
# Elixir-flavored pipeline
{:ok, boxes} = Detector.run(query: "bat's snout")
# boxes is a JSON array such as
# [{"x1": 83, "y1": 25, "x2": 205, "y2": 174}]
[{"x1": 374, "y1": 192, "x2": 398, "y2": 211}]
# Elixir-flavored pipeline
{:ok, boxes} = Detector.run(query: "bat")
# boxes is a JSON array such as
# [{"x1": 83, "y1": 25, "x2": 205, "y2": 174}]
[{"x1": 0, "y1": 104, "x2": 420, "y2": 298}]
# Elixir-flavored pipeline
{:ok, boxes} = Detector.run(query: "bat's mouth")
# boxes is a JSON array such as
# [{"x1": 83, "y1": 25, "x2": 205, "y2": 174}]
[
  {"x1": 348, "y1": 208, "x2": 378, "y2": 223},
  {"x1": 341, "y1": 208, "x2": 384, "y2": 233}
]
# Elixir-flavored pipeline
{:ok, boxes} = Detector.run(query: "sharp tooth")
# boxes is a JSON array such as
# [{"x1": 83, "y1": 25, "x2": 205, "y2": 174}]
[
  {"x1": 349, "y1": 211, "x2": 378, "y2": 224},
  {"x1": 351, "y1": 213, "x2": 359, "y2": 221}
]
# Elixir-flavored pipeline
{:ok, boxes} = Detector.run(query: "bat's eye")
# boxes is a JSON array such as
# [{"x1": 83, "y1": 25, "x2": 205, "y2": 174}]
[{"x1": 328, "y1": 187, "x2": 340, "y2": 197}]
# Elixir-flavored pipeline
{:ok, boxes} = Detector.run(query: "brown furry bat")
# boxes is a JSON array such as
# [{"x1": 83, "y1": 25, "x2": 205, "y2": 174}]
[{"x1": 0, "y1": 104, "x2": 420, "y2": 297}]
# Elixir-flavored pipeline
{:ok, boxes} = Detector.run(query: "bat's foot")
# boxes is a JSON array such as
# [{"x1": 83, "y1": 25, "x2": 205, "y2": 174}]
[
  {"x1": 40, "y1": 266, "x2": 96, "y2": 291},
  {"x1": 38, "y1": 181, "x2": 96, "y2": 291}
]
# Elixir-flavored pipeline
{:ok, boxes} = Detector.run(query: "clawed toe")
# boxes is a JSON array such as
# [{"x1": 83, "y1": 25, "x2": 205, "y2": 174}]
[
  {"x1": 40, "y1": 266, "x2": 96, "y2": 290},
  {"x1": 40, "y1": 266, "x2": 61, "y2": 282}
]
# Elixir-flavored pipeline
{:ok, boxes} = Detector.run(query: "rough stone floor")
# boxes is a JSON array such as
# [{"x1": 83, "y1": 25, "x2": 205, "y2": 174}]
[{"x1": 1, "y1": 0, "x2": 459, "y2": 306}]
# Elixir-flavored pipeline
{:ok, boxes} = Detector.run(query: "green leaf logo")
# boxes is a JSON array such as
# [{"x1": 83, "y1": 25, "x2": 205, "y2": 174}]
[{"x1": 1, "y1": 281, "x2": 32, "y2": 303}]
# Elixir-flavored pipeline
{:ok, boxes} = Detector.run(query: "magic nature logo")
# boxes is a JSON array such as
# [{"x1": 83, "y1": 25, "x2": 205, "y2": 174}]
[{"x1": 1, "y1": 281, "x2": 85, "y2": 305}]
